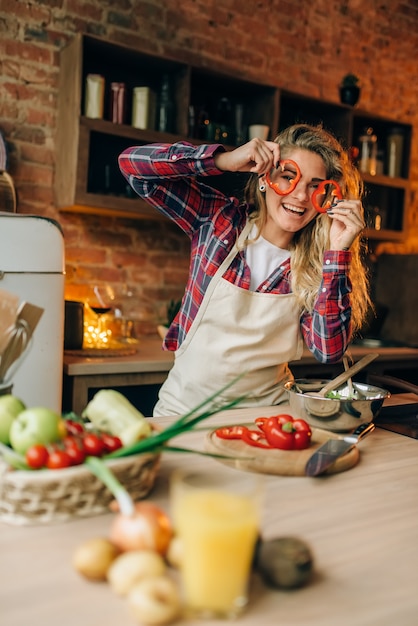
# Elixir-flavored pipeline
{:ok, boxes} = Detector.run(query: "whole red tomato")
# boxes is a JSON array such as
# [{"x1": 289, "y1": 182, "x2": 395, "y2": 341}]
[{"x1": 25, "y1": 444, "x2": 49, "y2": 469}]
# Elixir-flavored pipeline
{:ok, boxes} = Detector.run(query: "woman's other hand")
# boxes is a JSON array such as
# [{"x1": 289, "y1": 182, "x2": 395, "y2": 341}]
[
  {"x1": 327, "y1": 199, "x2": 366, "y2": 251},
  {"x1": 214, "y1": 139, "x2": 281, "y2": 176}
]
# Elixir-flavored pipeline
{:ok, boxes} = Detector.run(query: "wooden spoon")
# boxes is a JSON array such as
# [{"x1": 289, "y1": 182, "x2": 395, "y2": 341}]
[
  {"x1": 343, "y1": 355, "x2": 354, "y2": 397},
  {"x1": 314, "y1": 353, "x2": 379, "y2": 398}
]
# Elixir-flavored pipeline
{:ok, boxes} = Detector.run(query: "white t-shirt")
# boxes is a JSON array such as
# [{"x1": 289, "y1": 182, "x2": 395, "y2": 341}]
[{"x1": 245, "y1": 226, "x2": 290, "y2": 291}]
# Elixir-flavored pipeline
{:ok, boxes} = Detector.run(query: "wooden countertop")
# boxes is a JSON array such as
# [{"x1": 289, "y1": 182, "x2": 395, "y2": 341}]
[
  {"x1": 63, "y1": 335, "x2": 418, "y2": 376},
  {"x1": 63, "y1": 336, "x2": 174, "y2": 376},
  {"x1": 2, "y1": 395, "x2": 418, "y2": 626}
]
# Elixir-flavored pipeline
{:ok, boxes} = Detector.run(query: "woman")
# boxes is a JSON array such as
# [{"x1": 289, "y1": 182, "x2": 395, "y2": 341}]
[{"x1": 119, "y1": 124, "x2": 371, "y2": 416}]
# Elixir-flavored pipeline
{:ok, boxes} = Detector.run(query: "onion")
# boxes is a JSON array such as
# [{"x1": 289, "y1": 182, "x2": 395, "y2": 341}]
[
  {"x1": 109, "y1": 501, "x2": 173, "y2": 555},
  {"x1": 84, "y1": 457, "x2": 173, "y2": 556}
]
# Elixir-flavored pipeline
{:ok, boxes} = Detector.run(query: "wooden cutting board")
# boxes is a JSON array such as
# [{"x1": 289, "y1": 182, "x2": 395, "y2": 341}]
[{"x1": 205, "y1": 425, "x2": 359, "y2": 476}]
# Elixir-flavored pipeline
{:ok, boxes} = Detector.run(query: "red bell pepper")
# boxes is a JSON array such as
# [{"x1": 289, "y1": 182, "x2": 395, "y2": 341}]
[
  {"x1": 215, "y1": 414, "x2": 312, "y2": 451},
  {"x1": 261, "y1": 415, "x2": 312, "y2": 450},
  {"x1": 265, "y1": 159, "x2": 301, "y2": 196},
  {"x1": 312, "y1": 179, "x2": 342, "y2": 213}
]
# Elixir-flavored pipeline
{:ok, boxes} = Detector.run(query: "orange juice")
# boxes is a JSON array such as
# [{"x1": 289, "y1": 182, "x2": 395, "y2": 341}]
[{"x1": 173, "y1": 485, "x2": 259, "y2": 617}]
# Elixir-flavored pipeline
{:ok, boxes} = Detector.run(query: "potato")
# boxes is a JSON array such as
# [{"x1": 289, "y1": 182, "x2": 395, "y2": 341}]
[
  {"x1": 72, "y1": 537, "x2": 120, "y2": 581},
  {"x1": 107, "y1": 549, "x2": 166, "y2": 596},
  {"x1": 128, "y1": 575, "x2": 181, "y2": 625},
  {"x1": 165, "y1": 535, "x2": 182, "y2": 569},
  {"x1": 255, "y1": 536, "x2": 314, "y2": 589}
]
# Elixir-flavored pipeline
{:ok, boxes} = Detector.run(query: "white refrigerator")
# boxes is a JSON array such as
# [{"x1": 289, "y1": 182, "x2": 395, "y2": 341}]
[{"x1": 0, "y1": 212, "x2": 65, "y2": 412}]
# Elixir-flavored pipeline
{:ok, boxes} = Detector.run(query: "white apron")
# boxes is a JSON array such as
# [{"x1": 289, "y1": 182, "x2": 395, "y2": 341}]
[{"x1": 154, "y1": 222, "x2": 303, "y2": 417}]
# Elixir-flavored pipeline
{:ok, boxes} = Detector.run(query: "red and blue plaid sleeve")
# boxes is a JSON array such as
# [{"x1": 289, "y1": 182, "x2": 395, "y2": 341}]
[{"x1": 301, "y1": 250, "x2": 352, "y2": 363}]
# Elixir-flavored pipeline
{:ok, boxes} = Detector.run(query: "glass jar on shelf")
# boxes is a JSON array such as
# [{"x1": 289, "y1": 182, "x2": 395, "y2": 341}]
[
  {"x1": 359, "y1": 127, "x2": 378, "y2": 176},
  {"x1": 386, "y1": 127, "x2": 404, "y2": 178}
]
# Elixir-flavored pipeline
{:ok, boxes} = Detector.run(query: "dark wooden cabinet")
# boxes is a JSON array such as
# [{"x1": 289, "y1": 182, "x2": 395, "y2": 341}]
[{"x1": 54, "y1": 34, "x2": 412, "y2": 240}]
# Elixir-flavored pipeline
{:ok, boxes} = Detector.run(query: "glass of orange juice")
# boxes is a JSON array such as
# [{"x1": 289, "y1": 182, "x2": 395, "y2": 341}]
[{"x1": 170, "y1": 466, "x2": 263, "y2": 619}]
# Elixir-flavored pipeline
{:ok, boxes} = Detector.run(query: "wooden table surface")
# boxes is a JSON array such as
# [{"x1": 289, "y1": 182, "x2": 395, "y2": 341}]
[{"x1": 2, "y1": 398, "x2": 418, "y2": 626}]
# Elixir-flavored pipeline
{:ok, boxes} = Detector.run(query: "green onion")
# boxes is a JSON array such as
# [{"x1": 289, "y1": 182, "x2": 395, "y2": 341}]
[
  {"x1": 104, "y1": 374, "x2": 248, "y2": 460},
  {"x1": 85, "y1": 455, "x2": 135, "y2": 516}
]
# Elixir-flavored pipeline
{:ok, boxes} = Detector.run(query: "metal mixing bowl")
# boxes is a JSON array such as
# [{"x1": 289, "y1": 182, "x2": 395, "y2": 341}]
[{"x1": 284, "y1": 379, "x2": 390, "y2": 432}]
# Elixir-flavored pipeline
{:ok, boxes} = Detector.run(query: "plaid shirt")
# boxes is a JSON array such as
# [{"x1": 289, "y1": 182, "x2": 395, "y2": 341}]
[{"x1": 119, "y1": 142, "x2": 352, "y2": 363}]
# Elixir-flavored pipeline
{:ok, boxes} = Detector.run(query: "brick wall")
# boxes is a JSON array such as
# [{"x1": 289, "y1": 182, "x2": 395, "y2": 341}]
[{"x1": 1, "y1": 0, "x2": 418, "y2": 331}]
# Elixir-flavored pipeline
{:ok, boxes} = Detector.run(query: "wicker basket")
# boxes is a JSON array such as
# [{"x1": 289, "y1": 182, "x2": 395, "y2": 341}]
[{"x1": 0, "y1": 451, "x2": 161, "y2": 526}]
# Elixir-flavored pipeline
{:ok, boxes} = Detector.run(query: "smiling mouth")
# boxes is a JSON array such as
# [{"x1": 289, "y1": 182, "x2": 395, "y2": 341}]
[{"x1": 282, "y1": 202, "x2": 305, "y2": 216}]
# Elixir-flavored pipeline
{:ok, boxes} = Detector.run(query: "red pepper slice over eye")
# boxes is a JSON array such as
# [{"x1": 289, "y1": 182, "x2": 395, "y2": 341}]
[
  {"x1": 312, "y1": 179, "x2": 343, "y2": 213},
  {"x1": 265, "y1": 159, "x2": 302, "y2": 196}
]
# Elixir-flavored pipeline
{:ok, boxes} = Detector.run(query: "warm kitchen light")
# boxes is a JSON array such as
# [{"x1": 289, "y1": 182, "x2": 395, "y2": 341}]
[{"x1": 83, "y1": 304, "x2": 113, "y2": 349}]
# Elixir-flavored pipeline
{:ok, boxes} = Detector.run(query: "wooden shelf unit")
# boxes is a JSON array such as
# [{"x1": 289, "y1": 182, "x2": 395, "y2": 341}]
[{"x1": 54, "y1": 33, "x2": 412, "y2": 240}]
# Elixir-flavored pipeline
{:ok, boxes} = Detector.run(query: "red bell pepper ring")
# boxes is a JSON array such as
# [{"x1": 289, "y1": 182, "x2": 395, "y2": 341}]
[
  {"x1": 265, "y1": 159, "x2": 301, "y2": 196},
  {"x1": 215, "y1": 425, "x2": 273, "y2": 448},
  {"x1": 312, "y1": 179, "x2": 343, "y2": 213},
  {"x1": 214, "y1": 425, "x2": 249, "y2": 440},
  {"x1": 262, "y1": 415, "x2": 312, "y2": 450},
  {"x1": 241, "y1": 428, "x2": 273, "y2": 449}
]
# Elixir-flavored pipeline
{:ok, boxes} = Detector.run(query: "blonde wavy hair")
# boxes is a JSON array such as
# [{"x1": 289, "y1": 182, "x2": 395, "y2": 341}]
[{"x1": 243, "y1": 123, "x2": 372, "y2": 333}]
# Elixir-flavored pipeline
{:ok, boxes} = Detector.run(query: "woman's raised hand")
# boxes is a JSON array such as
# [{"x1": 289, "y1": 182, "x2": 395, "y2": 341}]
[
  {"x1": 327, "y1": 199, "x2": 366, "y2": 251},
  {"x1": 214, "y1": 138, "x2": 281, "y2": 175}
]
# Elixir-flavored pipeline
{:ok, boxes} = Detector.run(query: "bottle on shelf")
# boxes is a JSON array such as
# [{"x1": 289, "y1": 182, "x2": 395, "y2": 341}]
[
  {"x1": 84, "y1": 74, "x2": 105, "y2": 119},
  {"x1": 109, "y1": 82, "x2": 127, "y2": 124},
  {"x1": 157, "y1": 74, "x2": 175, "y2": 133},
  {"x1": 386, "y1": 127, "x2": 404, "y2": 178},
  {"x1": 359, "y1": 127, "x2": 377, "y2": 176},
  {"x1": 132, "y1": 86, "x2": 156, "y2": 130}
]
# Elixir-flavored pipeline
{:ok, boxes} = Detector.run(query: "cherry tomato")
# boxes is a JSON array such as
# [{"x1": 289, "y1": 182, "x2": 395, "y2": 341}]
[
  {"x1": 65, "y1": 420, "x2": 85, "y2": 436},
  {"x1": 25, "y1": 444, "x2": 49, "y2": 469},
  {"x1": 82, "y1": 433, "x2": 104, "y2": 457},
  {"x1": 46, "y1": 449, "x2": 72, "y2": 469},
  {"x1": 101, "y1": 433, "x2": 123, "y2": 453},
  {"x1": 64, "y1": 438, "x2": 86, "y2": 465}
]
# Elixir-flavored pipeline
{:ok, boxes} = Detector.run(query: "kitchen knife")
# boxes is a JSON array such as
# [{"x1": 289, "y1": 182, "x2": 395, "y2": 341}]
[{"x1": 305, "y1": 422, "x2": 375, "y2": 477}]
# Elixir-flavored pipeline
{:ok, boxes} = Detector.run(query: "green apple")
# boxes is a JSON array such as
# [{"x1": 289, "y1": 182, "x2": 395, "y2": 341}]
[
  {"x1": 0, "y1": 394, "x2": 26, "y2": 445},
  {"x1": 9, "y1": 407, "x2": 62, "y2": 454}
]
